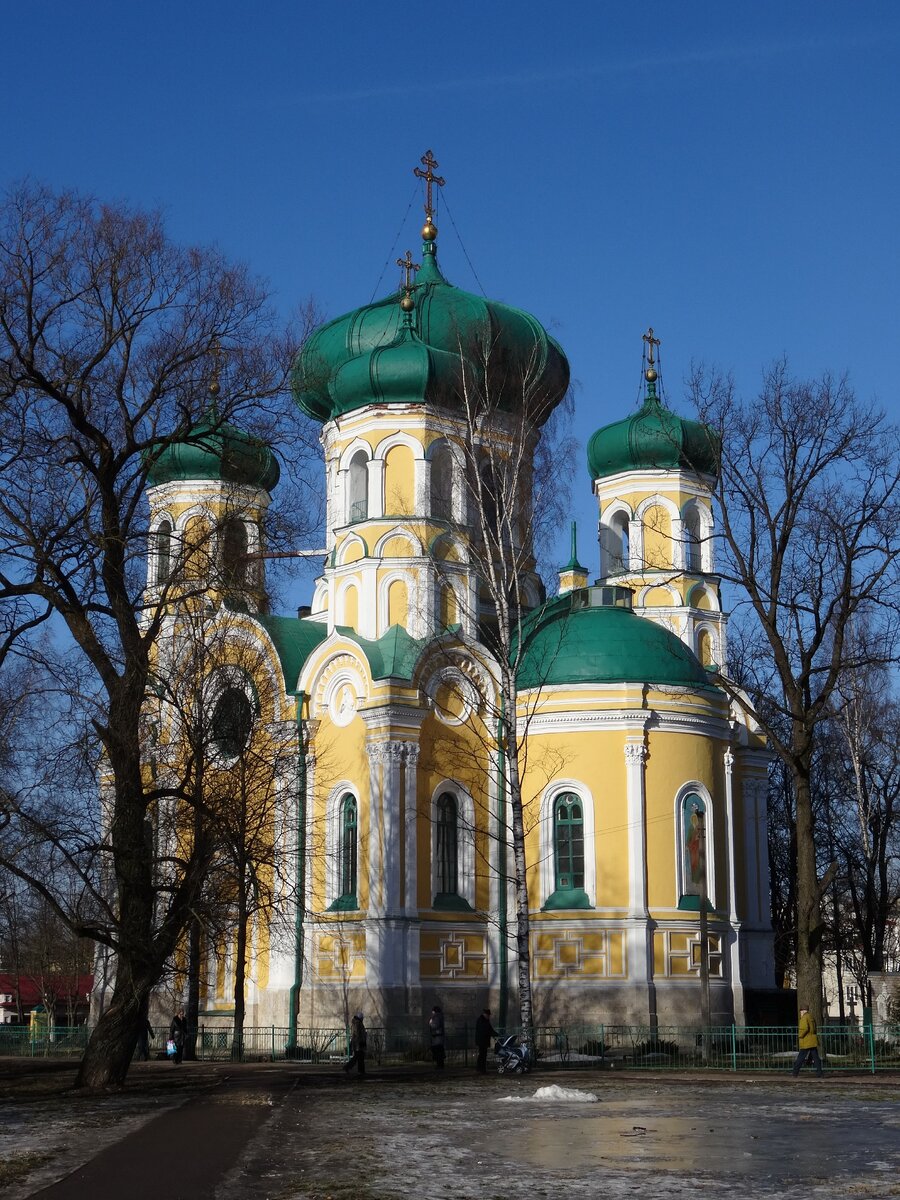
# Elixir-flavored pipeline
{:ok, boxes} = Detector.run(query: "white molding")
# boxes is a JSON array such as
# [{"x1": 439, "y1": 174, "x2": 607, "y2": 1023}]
[
  {"x1": 429, "y1": 781, "x2": 476, "y2": 909},
  {"x1": 673, "y1": 780, "x2": 717, "y2": 909},
  {"x1": 539, "y1": 780, "x2": 597, "y2": 908}
]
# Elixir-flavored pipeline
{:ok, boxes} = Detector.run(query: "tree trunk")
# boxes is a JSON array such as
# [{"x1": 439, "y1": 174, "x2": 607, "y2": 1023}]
[
  {"x1": 501, "y1": 693, "x2": 534, "y2": 1055},
  {"x1": 184, "y1": 917, "x2": 202, "y2": 1061},
  {"x1": 232, "y1": 892, "x2": 248, "y2": 1062},
  {"x1": 793, "y1": 765, "x2": 824, "y2": 1027}
]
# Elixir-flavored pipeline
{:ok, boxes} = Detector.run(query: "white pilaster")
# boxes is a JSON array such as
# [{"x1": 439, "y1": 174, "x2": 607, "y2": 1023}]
[
  {"x1": 368, "y1": 458, "x2": 385, "y2": 519},
  {"x1": 624, "y1": 741, "x2": 648, "y2": 917},
  {"x1": 366, "y1": 743, "x2": 385, "y2": 916},
  {"x1": 403, "y1": 742, "x2": 420, "y2": 917}
]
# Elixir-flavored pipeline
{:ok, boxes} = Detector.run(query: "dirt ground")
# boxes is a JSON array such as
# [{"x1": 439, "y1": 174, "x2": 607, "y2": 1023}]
[{"x1": 1, "y1": 1058, "x2": 899, "y2": 1199}]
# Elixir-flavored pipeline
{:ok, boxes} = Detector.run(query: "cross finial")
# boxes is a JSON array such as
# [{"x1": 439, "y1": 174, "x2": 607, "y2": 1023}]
[
  {"x1": 642, "y1": 327, "x2": 661, "y2": 366},
  {"x1": 413, "y1": 149, "x2": 445, "y2": 221},
  {"x1": 397, "y1": 250, "x2": 420, "y2": 292}
]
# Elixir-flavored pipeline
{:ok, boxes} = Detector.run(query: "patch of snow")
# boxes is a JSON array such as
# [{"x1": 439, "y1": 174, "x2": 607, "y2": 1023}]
[{"x1": 496, "y1": 1084, "x2": 599, "y2": 1104}]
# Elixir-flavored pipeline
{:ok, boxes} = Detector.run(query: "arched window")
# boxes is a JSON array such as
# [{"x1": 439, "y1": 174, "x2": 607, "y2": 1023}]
[
  {"x1": 554, "y1": 793, "x2": 584, "y2": 891},
  {"x1": 430, "y1": 443, "x2": 454, "y2": 521},
  {"x1": 337, "y1": 794, "x2": 358, "y2": 908},
  {"x1": 608, "y1": 511, "x2": 630, "y2": 574},
  {"x1": 222, "y1": 518, "x2": 248, "y2": 588},
  {"x1": 210, "y1": 686, "x2": 254, "y2": 758},
  {"x1": 684, "y1": 506, "x2": 702, "y2": 572},
  {"x1": 348, "y1": 450, "x2": 368, "y2": 522},
  {"x1": 436, "y1": 793, "x2": 458, "y2": 896},
  {"x1": 154, "y1": 520, "x2": 172, "y2": 584}
]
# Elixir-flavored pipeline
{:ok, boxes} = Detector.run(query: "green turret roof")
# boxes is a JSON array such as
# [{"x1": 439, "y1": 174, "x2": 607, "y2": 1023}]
[
  {"x1": 147, "y1": 416, "x2": 280, "y2": 492},
  {"x1": 518, "y1": 587, "x2": 717, "y2": 690},
  {"x1": 587, "y1": 378, "x2": 719, "y2": 482},
  {"x1": 292, "y1": 238, "x2": 569, "y2": 424}
]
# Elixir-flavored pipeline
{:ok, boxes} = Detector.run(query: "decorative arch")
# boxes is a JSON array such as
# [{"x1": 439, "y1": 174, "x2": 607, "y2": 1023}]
[
  {"x1": 374, "y1": 526, "x2": 423, "y2": 558},
  {"x1": 427, "y1": 437, "x2": 457, "y2": 522},
  {"x1": 636, "y1": 493, "x2": 679, "y2": 571},
  {"x1": 674, "y1": 781, "x2": 717, "y2": 910},
  {"x1": 695, "y1": 623, "x2": 719, "y2": 667},
  {"x1": 337, "y1": 580, "x2": 359, "y2": 631},
  {"x1": 430, "y1": 781, "x2": 476, "y2": 910},
  {"x1": 687, "y1": 582, "x2": 720, "y2": 612},
  {"x1": 336, "y1": 533, "x2": 368, "y2": 566},
  {"x1": 150, "y1": 513, "x2": 175, "y2": 586},
  {"x1": 637, "y1": 582, "x2": 680, "y2": 607},
  {"x1": 539, "y1": 781, "x2": 596, "y2": 910}
]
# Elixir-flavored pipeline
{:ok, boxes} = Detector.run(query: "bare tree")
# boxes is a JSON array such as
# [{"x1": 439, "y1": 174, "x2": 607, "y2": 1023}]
[
  {"x1": 0, "y1": 181, "x2": 318, "y2": 1086},
  {"x1": 688, "y1": 360, "x2": 900, "y2": 1027},
  {"x1": 426, "y1": 331, "x2": 575, "y2": 1050}
]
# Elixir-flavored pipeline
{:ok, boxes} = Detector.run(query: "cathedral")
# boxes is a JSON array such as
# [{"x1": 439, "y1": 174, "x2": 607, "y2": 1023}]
[{"x1": 142, "y1": 155, "x2": 774, "y2": 1035}]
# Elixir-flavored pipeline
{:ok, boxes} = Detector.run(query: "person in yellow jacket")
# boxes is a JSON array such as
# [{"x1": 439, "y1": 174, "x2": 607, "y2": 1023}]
[{"x1": 792, "y1": 1006, "x2": 823, "y2": 1077}]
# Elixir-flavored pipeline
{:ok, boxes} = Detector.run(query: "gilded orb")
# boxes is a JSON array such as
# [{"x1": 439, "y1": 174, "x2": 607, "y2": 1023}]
[
  {"x1": 209, "y1": 379, "x2": 221, "y2": 397},
  {"x1": 645, "y1": 367, "x2": 657, "y2": 383},
  {"x1": 422, "y1": 220, "x2": 437, "y2": 241},
  {"x1": 400, "y1": 294, "x2": 415, "y2": 312}
]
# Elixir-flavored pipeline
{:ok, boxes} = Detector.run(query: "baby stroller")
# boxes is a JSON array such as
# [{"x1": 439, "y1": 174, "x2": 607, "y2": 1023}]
[{"x1": 494, "y1": 1034, "x2": 531, "y2": 1074}]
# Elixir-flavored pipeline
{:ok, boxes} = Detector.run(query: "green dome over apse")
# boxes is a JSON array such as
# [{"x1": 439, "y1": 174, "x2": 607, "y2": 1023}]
[
  {"x1": 292, "y1": 239, "x2": 570, "y2": 424},
  {"x1": 517, "y1": 587, "x2": 716, "y2": 691},
  {"x1": 146, "y1": 417, "x2": 280, "y2": 492},
  {"x1": 587, "y1": 381, "x2": 719, "y2": 482}
]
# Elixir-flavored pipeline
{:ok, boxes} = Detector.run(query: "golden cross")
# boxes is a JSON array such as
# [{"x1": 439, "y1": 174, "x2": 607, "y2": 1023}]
[
  {"x1": 397, "y1": 250, "x2": 420, "y2": 291},
  {"x1": 413, "y1": 149, "x2": 445, "y2": 219},
  {"x1": 642, "y1": 327, "x2": 661, "y2": 366}
]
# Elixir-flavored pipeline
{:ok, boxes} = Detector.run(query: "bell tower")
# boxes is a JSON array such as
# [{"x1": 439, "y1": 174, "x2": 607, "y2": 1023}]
[{"x1": 588, "y1": 330, "x2": 727, "y2": 668}]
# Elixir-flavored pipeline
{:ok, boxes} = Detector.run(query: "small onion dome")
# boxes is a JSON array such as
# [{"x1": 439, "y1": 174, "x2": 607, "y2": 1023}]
[
  {"x1": 146, "y1": 416, "x2": 280, "y2": 492},
  {"x1": 292, "y1": 239, "x2": 569, "y2": 424},
  {"x1": 517, "y1": 587, "x2": 716, "y2": 691},
  {"x1": 586, "y1": 389, "x2": 719, "y2": 482}
]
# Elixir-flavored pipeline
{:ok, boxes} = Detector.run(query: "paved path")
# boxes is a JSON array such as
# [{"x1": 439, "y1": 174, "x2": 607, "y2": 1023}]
[{"x1": 31, "y1": 1068, "x2": 295, "y2": 1200}]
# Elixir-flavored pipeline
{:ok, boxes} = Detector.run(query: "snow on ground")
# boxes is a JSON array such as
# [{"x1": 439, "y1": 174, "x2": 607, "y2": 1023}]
[{"x1": 497, "y1": 1083, "x2": 599, "y2": 1103}]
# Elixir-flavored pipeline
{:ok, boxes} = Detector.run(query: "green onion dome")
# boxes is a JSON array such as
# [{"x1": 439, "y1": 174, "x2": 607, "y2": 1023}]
[
  {"x1": 517, "y1": 587, "x2": 716, "y2": 691},
  {"x1": 292, "y1": 239, "x2": 569, "y2": 424},
  {"x1": 146, "y1": 416, "x2": 280, "y2": 492},
  {"x1": 587, "y1": 380, "x2": 719, "y2": 482}
]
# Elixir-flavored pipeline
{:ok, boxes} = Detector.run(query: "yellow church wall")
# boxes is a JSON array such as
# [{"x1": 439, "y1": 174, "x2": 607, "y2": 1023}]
[
  {"x1": 306, "y1": 711, "x2": 371, "y2": 914},
  {"x1": 387, "y1": 578, "x2": 408, "y2": 627},
  {"x1": 416, "y1": 708, "x2": 493, "y2": 912},
  {"x1": 343, "y1": 583, "x2": 359, "y2": 629},
  {"x1": 381, "y1": 535, "x2": 414, "y2": 558},
  {"x1": 641, "y1": 504, "x2": 672, "y2": 568}
]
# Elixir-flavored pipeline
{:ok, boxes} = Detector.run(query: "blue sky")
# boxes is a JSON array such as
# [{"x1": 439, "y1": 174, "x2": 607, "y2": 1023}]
[{"x1": 6, "y1": 1, "x2": 899, "y2": 603}]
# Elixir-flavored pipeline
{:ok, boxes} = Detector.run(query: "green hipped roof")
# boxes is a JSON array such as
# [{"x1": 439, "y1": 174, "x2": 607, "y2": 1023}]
[
  {"x1": 146, "y1": 417, "x2": 280, "y2": 492},
  {"x1": 292, "y1": 239, "x2": 569, "y2": 424},
  {"x1": 256, "y1": 614, "x2": 328, "y2": 692},
  {"x1": 517, "y1": 589, "x2": 718, "y2": 691},
  {"x1": 586, "y1": 382, "x2": 719, "y2": 482}
]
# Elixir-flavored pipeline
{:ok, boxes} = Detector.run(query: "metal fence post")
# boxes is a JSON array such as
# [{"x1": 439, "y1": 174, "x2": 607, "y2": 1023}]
[
  {"x1": 866, "y1": 1022, "x2": 876, "y2": 1074},
  {"x1": 731, "y1": 1024, "x2": 737, "y2": 1072}
]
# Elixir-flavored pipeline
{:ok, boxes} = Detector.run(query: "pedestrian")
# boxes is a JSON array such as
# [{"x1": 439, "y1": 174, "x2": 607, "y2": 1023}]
[
  {"x1": 428, "y1": 1004, "x2": 445, "y2": 1069},
  {"x1": 343, "y1": 1011, "x2": 367, "y2": 1076},
  {"x1": 474, "y1": 1007, "x2": 497, "y2": 1074},
  {"x1": 791, "y1": 1005, "x2": 823, "y2": 1078},
  {"x1": 136, "y1": 1015, "x2": 154, "y2": 1062},
  {"x1": 168, "y1": 1007, "x2": 187, "y2": 1065}
]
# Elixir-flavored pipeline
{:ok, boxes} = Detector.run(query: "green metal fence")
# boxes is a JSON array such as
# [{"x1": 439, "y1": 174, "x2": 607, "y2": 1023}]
[{"x1": 2, "y1": 1022, "x2": 898, "y2": 1072}]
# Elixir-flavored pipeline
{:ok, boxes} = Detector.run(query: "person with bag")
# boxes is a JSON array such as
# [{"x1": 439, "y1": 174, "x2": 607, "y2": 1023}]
[
  {"x1": 168, "y1": 1007, "x2": 187, "y2": 1065},
  {"x1": 343, "y1": 1011, "x2": 367, "y2": 1076},
  {"x1": 428, "y1": 1004, "x2": 446, "y2": 1070},
  {"x1": 792, "y1": 1005, "x2": 823, "y2": 1078},
  {"x1": 474, "y1": 1007, "x2": 497, "y2": 1074}
]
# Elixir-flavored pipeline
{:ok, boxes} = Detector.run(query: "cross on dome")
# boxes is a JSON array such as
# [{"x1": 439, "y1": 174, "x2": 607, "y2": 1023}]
[
  {"x1": 642, "y1": 327, "x2": 661, "y2": 366},
  {"x1": 413, "y1": 149, "x2": 445, "y2": 221}
]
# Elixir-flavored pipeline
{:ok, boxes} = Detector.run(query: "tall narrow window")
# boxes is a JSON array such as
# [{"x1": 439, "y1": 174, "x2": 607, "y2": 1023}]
[
  {"x1": 554, "y1": 793, "x2": 585, "y2": 891},
  {"x1": 338, "y1": 794, "x2": 358, "y2": 908},
  {"x1": 222, "y1": 518, "x2": 248, "y2": 588},
  {"x1": 436, "y1": 793, "x2": 458, "y2": 896},
  {"x1": 348, "y1": 451, "x2": 368, "y2": 522},
  {"x1": 609, "y1": 511, "x2": 630, "y2": 574},
  {"x1": 155, "y1": 520, "x2": 172, "y2": 584},
  {"x1": 684, "y1": 506, "x2": 702, "y2": 571},
  {"x1": 430, "y1": 444, "x2": 454, "y2": 521}
]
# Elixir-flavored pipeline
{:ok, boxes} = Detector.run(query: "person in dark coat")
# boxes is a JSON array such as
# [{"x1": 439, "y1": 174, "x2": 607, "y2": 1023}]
[
  {"x1": 428, "y1": 1005, "x2": 446, "y2": 1069},
  {"x1": 792, "y1": 1006, "x2": 823, "y2": 1077},
  {"x1": 474, "y1": 1007, "x2": 498, "y2": 1074},
  {"x1": 169, "y1": 1007, "x2": 187, "y2": 1065},
  {"x1": 344, "y1": 1011, "x2": 367, "y2": 1076}
]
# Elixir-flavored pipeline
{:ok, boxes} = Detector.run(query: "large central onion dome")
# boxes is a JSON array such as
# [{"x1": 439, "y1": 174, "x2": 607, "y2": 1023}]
[
  {"x1": 292, "y1": 235, "x2": 569, "y2": 424},
  {"x1": 587, "y1": 374, "x2": 719, "y2": 482}
]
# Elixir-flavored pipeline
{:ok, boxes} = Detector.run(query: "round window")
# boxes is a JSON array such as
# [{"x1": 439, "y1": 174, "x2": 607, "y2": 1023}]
[{"x1": 210, "y1": 687, "x2": 254, "y2": 757}]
